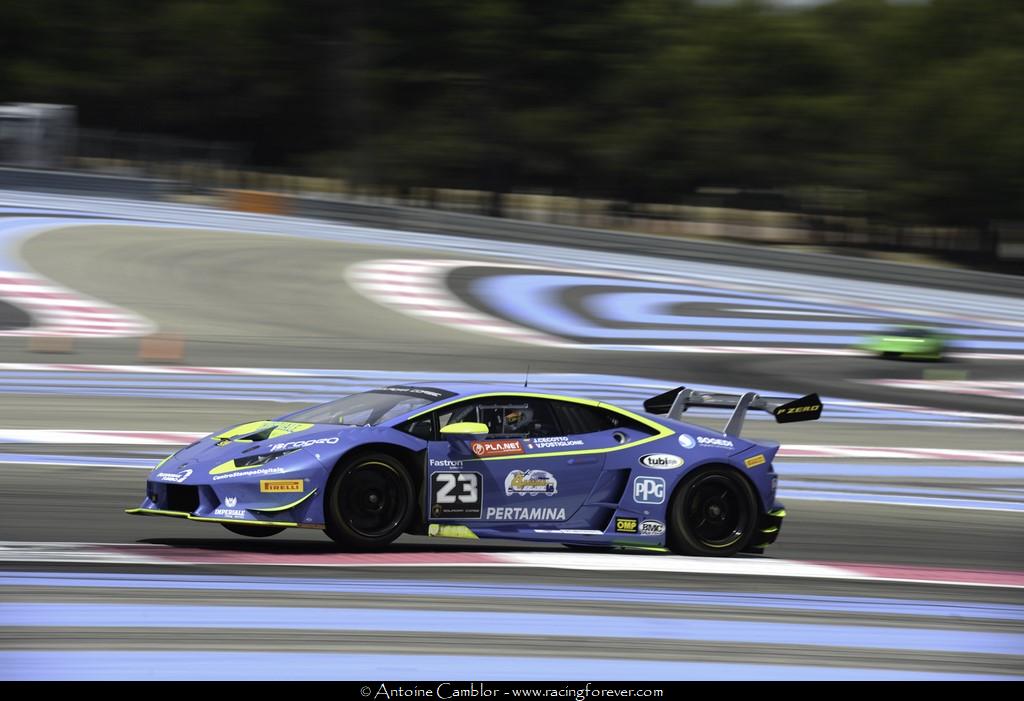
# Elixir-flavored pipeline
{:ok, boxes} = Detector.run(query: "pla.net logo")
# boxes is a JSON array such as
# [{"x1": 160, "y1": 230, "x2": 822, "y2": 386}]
[{"x1": 470, "y1": 440, "x2": 524, "y2": 457}]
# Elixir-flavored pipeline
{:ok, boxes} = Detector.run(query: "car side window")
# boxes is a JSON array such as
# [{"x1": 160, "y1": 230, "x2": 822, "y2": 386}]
[
  {"x1": 436, "y1": 397, "x2": 561, "y2": 438},
  {"x1": 551, "y1": 401, "x2": 659, "y2": 437}
]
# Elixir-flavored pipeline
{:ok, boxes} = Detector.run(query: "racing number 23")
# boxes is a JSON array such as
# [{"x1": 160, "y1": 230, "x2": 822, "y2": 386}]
[
  {"x1": 435, "y1": 473, "x2": 478, "y2": 504},
  {"x1": 431, "y1": 471, "x2": 482, "y2": 519}
]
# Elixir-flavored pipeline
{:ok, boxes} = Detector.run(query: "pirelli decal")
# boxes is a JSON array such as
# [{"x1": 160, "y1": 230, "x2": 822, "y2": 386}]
[
  {"x1": 744, "y1": 454, "x2": 766, "y2": 469},
  {"x1": 260, "y1": 479, "x2": 304, "y2": 493}
]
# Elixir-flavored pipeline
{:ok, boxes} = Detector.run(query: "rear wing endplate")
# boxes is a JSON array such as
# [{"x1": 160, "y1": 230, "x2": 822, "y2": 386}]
[{"x1": 643, "y1": 386, "x2": 822, "y2": 438}]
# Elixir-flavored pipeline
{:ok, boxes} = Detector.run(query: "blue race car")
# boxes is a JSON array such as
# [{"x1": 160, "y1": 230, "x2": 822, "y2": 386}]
[{"x1": 127, "y1": 383, "x2": 821, "y2": 556}]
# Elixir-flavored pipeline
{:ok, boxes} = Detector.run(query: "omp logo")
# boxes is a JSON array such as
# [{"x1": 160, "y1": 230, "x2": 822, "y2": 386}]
[
  {"x1": 615, "y1": 517, "x2": 638, "y2": 533},
  {"x1": 470, "y1": 440, "x2": 524, "y2": 457},
  {"x1": 260, "y1": 479, "x2": 303, "y2": 493},
  {"x1": 268, "y1": 437, "x2": 339, "y2": 451},
  {"x1": 633, "y1": 476, "x2": 665, "y2": 504},
  {"x1": 639, "y1": 453, "x2": 684, "y2": 469}
]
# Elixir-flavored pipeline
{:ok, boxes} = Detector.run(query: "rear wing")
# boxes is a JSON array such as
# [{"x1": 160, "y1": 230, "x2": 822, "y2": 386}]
[{"x1": 643, "y1": 386, "x2": 822, "y2": 438}]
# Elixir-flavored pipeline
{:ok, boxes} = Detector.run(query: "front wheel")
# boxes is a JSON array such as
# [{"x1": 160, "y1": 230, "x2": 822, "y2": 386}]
[
  {"x1": 221, "y1": 523, "x2": 286, "y2": 538},
  {"x1": 668, "y1": 467, "x2": 758, "y2": 557},
  {"x1": 324, "y1": 452, "x2": 415, "y2": 550}
]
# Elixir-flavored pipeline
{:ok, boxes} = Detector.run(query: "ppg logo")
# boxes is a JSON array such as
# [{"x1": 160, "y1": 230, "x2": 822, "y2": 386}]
[{"x1": 633, "y1": 476, "x2": 665, "y2": 504}]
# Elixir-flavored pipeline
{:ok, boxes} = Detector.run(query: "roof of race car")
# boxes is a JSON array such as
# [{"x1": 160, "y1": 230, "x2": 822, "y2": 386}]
[{"x1": 379, "y1": 381, "x2": 609, "y2": 406}]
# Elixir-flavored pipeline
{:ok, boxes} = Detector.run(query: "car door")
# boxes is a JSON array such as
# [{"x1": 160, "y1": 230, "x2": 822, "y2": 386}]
[{"x1": 424, "y1": 395, "x2": 607, "y2": 526}]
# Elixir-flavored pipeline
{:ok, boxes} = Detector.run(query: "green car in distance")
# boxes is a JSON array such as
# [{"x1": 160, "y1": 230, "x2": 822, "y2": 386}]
[{"x1": 860, "y1": 325, "x2": 948, "y2": 360}]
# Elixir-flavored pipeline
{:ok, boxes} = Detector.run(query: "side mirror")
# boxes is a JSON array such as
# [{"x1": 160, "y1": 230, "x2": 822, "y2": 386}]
[{"x1": 440, "y1": 421, "x2": 489, "y2": 436}]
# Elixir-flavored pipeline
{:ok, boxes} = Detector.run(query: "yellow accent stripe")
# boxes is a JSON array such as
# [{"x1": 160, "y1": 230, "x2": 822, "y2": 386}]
[
  {"x1": 214, "y1": 420, "x2": 313, "y2": 441},
  {"x1": 154, "y1": 456, "x2": 171, "y2": 470},
  {"x1": 125, "y1": 507, "x2": 322, "y2": 529},
  {"x1": 409, "y1": 391, "x2": 673, "y2": 459},
  {"x1": 249, "y1": 489, "x2": 318, "y2": 513},
  {"x1": 760, "y1": 526, "x2": 779, "y2": 534},
  {"x1": 188, "y1": 516, "x2": 302, "y2": 528},
  {"x1": 427, "y1": 524, "x2": 479, "y2": 539},
  {"x1": 769, "y1": 509, "x2": 787, "y2": 518},
  {"x1": 125, "y1": 507, "x2": 189, "y2": 518}
]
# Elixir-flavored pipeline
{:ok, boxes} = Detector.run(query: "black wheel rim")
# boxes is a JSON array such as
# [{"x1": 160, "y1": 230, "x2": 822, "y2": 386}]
[
  {"x1": 337, "y1": 462, "x2": 407, "y2": 538},
  {"x1": 683, "y1": 474, "x2": 749, "y2": 548}
]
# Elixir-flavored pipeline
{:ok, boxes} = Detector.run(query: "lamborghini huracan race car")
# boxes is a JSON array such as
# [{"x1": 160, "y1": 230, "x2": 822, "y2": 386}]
[{"x1": 128, "y1": 383, "x2": 822, "y2": 556}]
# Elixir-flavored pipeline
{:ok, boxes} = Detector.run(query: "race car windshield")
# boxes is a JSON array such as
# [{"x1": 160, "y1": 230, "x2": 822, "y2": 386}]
[{"x1": 282, "y1": 391, "x2": 436, "y2": 426}]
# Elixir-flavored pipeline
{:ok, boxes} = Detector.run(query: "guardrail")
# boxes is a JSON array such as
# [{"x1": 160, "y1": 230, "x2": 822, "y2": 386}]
[
  {"x1": 0, "y1": 167, "x2": 182, "y2": 200},
  {"x1": 284, "y1": 194, "x2": 1024, "y2": 298},
  {"x1": 1, "y1": 166, "x2": 1020, "y2": 296}
]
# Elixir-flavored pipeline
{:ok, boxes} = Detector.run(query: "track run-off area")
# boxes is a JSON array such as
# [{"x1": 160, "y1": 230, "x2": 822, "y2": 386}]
[{"x1": 0, "y1": 191, "x2": 1021, "y2": 680}]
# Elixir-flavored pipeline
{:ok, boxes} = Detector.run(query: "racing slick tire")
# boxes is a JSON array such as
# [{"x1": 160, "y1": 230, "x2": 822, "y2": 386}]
[
  {"x1": 667, "y1": 466, "x2": 758, "y2": 557},
  {"x1": 324, "y1": 452, "x2": 415, "y2": 550},
  {"x1": 221, "y1": 523, "x2": 287, "y2": 538}
]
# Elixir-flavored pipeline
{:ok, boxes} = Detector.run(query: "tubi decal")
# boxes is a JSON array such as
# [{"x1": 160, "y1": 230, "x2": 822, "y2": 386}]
[
  {"x1": 744, "y1": 454, "x2": 767, "y2": 469},
  {"x1": 470, "y1": 439, "x2": 524, "y2": 457},
  {"x1": 639, "y1": 453, "x2": 684, "y2": 470},
  {"x1": 260, "y1": 479, "x2": 304, "y2": 493},
  {"x1": 505, "y1": 469, "x2": 558, "y2": 496},
  {"x1": 615, "y1": 517, "x2": 639, "y2": 534},
  {"x1": 633, "y1": 476, "x2": 666, "y2": 504}
]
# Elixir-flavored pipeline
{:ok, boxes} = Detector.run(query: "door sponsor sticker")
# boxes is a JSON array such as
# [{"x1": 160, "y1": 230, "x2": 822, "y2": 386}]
[
  {"x1": 470, "y1": 439, "x2": 524, "y2": 457},
  {"x1": 430, "y1": 471, "x2": 482, "y2": 519},
  {"x1": 639, "y1": 520, "x2": 665, "y2": 536},
  {"x1": 260, "y1": 479, "x2": 304, "y2": 493},
  {"x1": 744, "y1": 454, "x2": 766, "y2": 469},
  {"x1": 633, "y1": 476, "x2": 666, "y2": 504},
  {"x1": 678, "y1": 434, "x2": 696, "y2": 449},
  {"x1": 505, "y1": 469, "x2": 558, "y2": 496},
  {"x1": 485, "y1": 506, "x2": 566, "y2": 521},
  {"x1": 615, "y1": 517, "x2": 639, "y2": 534},
  {"x1": 639, "y1": 453, "x2": 685, "y2": 469}
]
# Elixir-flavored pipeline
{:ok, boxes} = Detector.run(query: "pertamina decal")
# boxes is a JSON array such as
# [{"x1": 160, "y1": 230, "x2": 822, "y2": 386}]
[
  {"x1": 260, "y1": 479, "x2": 304, "y2": 493},
  {"x1": 470, "y1": 439, "x2": 524, "y2": 457},
  {"x1": 615, "y1": 517, "x2": 638, "y2": 534}
]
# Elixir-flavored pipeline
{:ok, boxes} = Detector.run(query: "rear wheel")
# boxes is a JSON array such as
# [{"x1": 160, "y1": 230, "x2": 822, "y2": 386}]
[
  {"x1": 668, "y1": 467, "x2": 758, "y2": 556},
  {"x1": 324, "y1": 452, "x2": 415, "y2": 549},
  {"x1": 221, "y1": 523, "x2": 286, "y2": 538}
]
